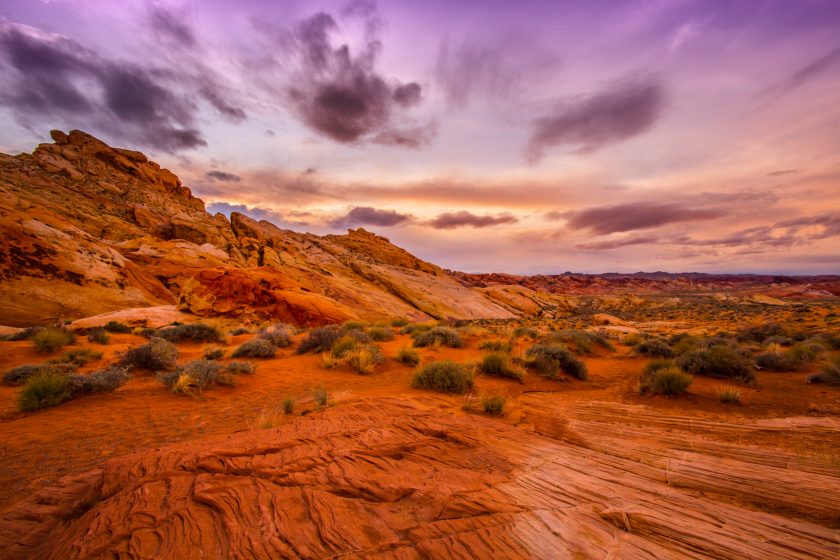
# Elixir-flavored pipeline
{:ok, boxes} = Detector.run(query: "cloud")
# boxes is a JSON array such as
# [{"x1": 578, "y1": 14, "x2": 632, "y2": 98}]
[
  {"x1": 283, "y1": 7, "x2": 433, "y2": 148},
  {"x1": 525, "y1": 75, "x2": 666, "y2": 162},
  {"x1": 434, "y1": 35, "x2": 562, "y2": 109},
  {"x1": 576, "y1": 235, "x2": 659, "y2": 250},
  {"x1": 563, "y1": 202, "x2": 723, "y2": 234},
  {"x1": 764, "y1": 46, "x2": 840, "y2": 101},
  {"x1": 329, "y1": 206, "x2": 412, "y2": 228},
  {"x1": 767, "y1": 168, "x2": 802, "y2": 177},
  {"x1": 149, "y1": 5, "x2": 197, "y2": 48},
  {"x1": 207, "y1": 202, "x2": 312, "y2": 228},
  {"x1": 685, "y1": 212, "x2": 840, "y2": 249},
  {"x1": 428, "y1": 211, "x2": 518, "y2": 229},
  {"x1": 205, "y1": 170, "x2": 241, "y2": 182},
  {"x1": 0, "y1": 22, "x2": 246, "y2": 151}
]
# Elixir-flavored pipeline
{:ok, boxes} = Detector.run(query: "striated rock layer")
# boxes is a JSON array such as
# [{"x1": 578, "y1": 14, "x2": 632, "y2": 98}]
[
  {"x1": 0, "y1": 130, "x2": 514, "y2": 326},
  {"x1": 0, "y1": 398, "x2": 836, "y2": 559}
]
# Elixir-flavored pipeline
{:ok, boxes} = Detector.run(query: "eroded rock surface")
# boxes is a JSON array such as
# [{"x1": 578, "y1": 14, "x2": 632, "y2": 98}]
[{"x1": 0, "y1": 398, "x2": 836, "y2": 559}]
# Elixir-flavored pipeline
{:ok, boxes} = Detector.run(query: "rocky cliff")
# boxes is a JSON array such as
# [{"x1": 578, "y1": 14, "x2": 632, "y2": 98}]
[{"x1": 0, "y1": 130, "x2": 514, "y2": 326}]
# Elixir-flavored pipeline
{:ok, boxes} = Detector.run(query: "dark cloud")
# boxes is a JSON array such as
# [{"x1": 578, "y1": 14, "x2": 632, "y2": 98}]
[
  {"x1": 207, "y1": 202, "x2": 312, "y2": 227},
  {"x1": 563, "y1": 202, "x2": 724, "y2": 234},
  {"x1": 526, "y1": 76, "x2": 666, "y2": 162},
  {"x1": 763, "y1": 46, "x2": 840, "y2": 101},
  {"x1": 329, "y1": 206, "x2": 412, "y2": 228},
  {"x1": 434, "y1": 36, "x2": 562, "y2": 109},
  {"x1": 0, "y1": 23, "x2": 245, "y2": 151},
  {"x1": 205, "y1": 170, "x2": 241, "y2": 182},
  {"x1": 428, "y1": 211, "x2": 518, "y2": 230},
  {"x1": 576, "y1": 235, "x2": 659, "y2": 250},
  {"x1": 767, "y1": 168, "x2": 802, "y2": 177},
  {"x1": 685, "y1": 212, "x2": 840, "y2": 249},
  {"x1": 149, "y1": 6, "x2": 197, "y2": 48},
  {"x1": 284, "y1": 7, "x2": 432, "y2": 147}
]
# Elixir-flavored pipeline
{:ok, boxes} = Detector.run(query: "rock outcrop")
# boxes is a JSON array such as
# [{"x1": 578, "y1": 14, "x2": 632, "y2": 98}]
[
  {"x1": 0, "y1": 131, "x2": 515, "y2": 326},
  {"x1": 0, "y1": 398, "x2": 836, "y2": 559}
]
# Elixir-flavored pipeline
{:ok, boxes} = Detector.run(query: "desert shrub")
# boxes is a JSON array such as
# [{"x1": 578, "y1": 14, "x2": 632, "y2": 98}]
[
  {"x1": 226, "y1": 361, "x2": 256, "y2": 374},
  {"x1": 638, "y1": 362, "x2": 692, "y2": 396},
  {"x1": 479, "y1": 339, "x2": 514, "y2": 353},
  {"x1": 18, "y1": 371, "x2": 72, "y2": 411},
  {"x1": 345, "y1": 345, "x2": 384, "y2": 375},
  {"x1": 49, "y1": 348, "x2": 103, "y2": 367},
  {"x1": 70, "y1": 366, "x2": 131, "y2": 394},
  {"x1": 677, "y1": 345, "x2": 754, "y2": 383},
  {"x1": 737, "y1": 323, "x2": 786, "y2": 344},
  {"x1": 787, "y1": 341, "x2": 826, "y2": 363},
  {"x1": 296, "y1": 325, "x2": 343, "y2": 354},
  {"x1": 670, "y1": 334, "x2": 701, "y2": 355},
  {"x1": 413, "y1": 326, "x2": 463, "y2": 348},
  {"x1": 542, "y1": 330, "x2": 614, "y2": 355},
  {"x1": 282, "y1": 396, "x2": 295, "y2": 414},
  {"x1": 634, "y1": 338, "x2": 675, "y2": 358},
  {"x1": 313, "y1": 384, "x2": 330, "y2": 406},
  {"x1": 481, "y1": 393, "x2": 506, "y2": 416},
  {"x1": 621, "y1": 333, "x2": 647, "y2": 346},
  {"x1": 754, "y1": 351, "x2": 800, "y2": 372},
  {"x1": 3, "y1": 363, "x2": 75, "y2": 386},
  {"x1": 203, "y1": 347, "x2": 225, "y2": 360},
  {"x1": 230, "y1": 327, "x2": 251, "y2": 336},
  {"x1": 157, "y1": 323, "x2": 223, "y2": 343},
  {"x1": 396, "y1": 346, "x2": 420, "y2": 366},
  {"x1": 32, "y1": 328, "x2": 74, "y2": 354},
  {"x1": 813, "y1": 333, "x2": 840, "y2": 351},
  {"x1": 717, "y1": 385, "x2": 742, "y2": 404},
  {"x1": 103, "y1": 321, "x2": 132, "y2": 333},
  {"x1": 0, "y1": 326, "x2": 41, "y2": 341},
  {"x1": 120, "y1": 337, "x2": 178, "y2": 371},
  {"x1": 390, "y1": 318, "x2": 410, "y2": 327},
  {"x1": 231, "y1": 337, "x2": 277, "y2": 359},
  {"x1": 412, "y1": 360, "x2": 473, "y2": 393},
  {"x1": 343, "y1": 321, "x2": 366, "y2": 331},
  {"x1": 157, "y1": 359, "x2": 235, "y2": 394},
  {"x1": 763, "y1": 335, "x2": 792, "y2": 347},
  {"x1": 402, "y1": 323, "x2": 434, "y2": 336},
  {"x1": 367, "y1": 326, "x2": 394, "y2": 342},
  {"x1": 524, "y1": 344, "x2": 588, "y2": 381},
  {"x1": 479, "y1": 352, "x2": 522, "y2": 382},
  {"x1": 513, "y1": 326, "x2": 540, "y2": 339},
  {"x1": 329, "y1": 335, "x2": 359, "y2": 359},
  {"x1": 814, "y1": 355, "x2": 840, "y2": 385},
  {"x1": 259, "y1": 323, "x2": 294, "y2": 347},
  {"x1": 87, "y1": 329, "x2": 110, "y2": 344}
]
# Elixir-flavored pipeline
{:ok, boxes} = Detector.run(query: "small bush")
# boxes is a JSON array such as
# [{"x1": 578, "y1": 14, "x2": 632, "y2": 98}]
[
  {"x1": 346, "y1": 345, "x2": 383, "y2": 375},
  {"x1": 313, "y1": 384, "x2": 330, "y2": 407},
  {"x1": 542, "y1": 330, "x2": 614, "y2": 355},
  {"x1": 638, "y1": 363, "x2": 692, "y2": 396},
  {"x1": 816, "y1": 355, "x2": 840, "y2": 385},
  {"x1": 481, "y1": 393, "x2": 506, "y2": 416},
  {"x1": 32, "y1": 328, "x2": 74, "y2": 354},
  {"x1": 737, "y1": 323, "x2": 785, "y2": 344},
  {"x1": 18, "y1": 371, "x2": 72, "y2": 411},
  {"x1": 343, "y1": 321, "x2": 366, "y2": 331},
  {"x1": 367, "y1": 326, "x2": 394, "y2": 342},
  {"x1": 157, "y1": 359, "x2": 234, "y2": 394},
  {"x1": 513, "y1": 326, "x2": 540, "y2": 339},
  {"x1": 621, "y1": 333, "x2": 646, "y2": 346},
  {"x1": 203, "y1": 347, "x2": 225, "y2": 360},
  {"x1": 259, "y1": 323, "x2": 294, "y2": 347},
  {"x1": 634, "y1": 339, "x2": 675, "y2": 359},
  {"x1": 230, "y1": 327, "x2": 251, "y2": 336},
  {"x1": 49, "y1": 348, "x2": 103, "y2": 367},
  {"x1": 282, "y1": 397, "x2": 295, "y2": 414},
  {"x1": 296, "y1": 325, "x2": 343, "y2": 354},
  {"x1": 412, "y1": 360, "x2": 473, "y2": 393},
  {"x1": 396, "y1": 346, "x2": 420, "y2": 366},
  {"x1": 157, "y1": 323, "x2": 223, "y2": 343},
  {"x1": 787, "y1": 341, "x2": 825, "y2": 363},
  {"x1": 677, "y1": 345, "x2": 755, "y2": 383},
  {"x1": 390, "y1": 318, "x2": 410, "y2": 327},
  {"x1": 717, "y1": 385, "x2": 742, "y2": 404},
  {"x1": 3, "y1": 363, "x2": 75, "y2": 386},
  {"x1": 755, "y1": 351, "x2": 799, "y2": 372},
  {"x1": 329, "y1": 335, "x2": 359, "y2": 359},
  {"x1": 524, "y1": 344, "x2": 588, "y2": 381},
  {"x1": 87, "y1": 329, "x2": 110, "y2": 344},
  {"x1": 226, "y1": 361, "x2": 256, "y2": 374},
  {"x1": 70, "y1": 366, "x2": 131, "y2": 394},
  {"x1": 413, "y1": 326, "x2": 463, "y2": 348},
  {"x1": 120, "y1": 337, "x2": 178, "y2": 371},
  {"x1": 402, "y1": 323, "x2": 434, "y2": 336},
  {"x1": 479, "y1": 352, "x2": 522, "y2": 382},
  {"x1": 231, "y1": 338, "x2": 277, "y2": 359},
  {"x1": 103, "y1": 321, "x2": 132, "y2": 333},
  {"x1": 479, "y1": 339, "x2": 514, "y2": 353}
]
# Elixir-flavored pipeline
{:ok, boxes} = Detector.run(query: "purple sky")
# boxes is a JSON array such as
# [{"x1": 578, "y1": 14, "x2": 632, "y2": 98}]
[{"x1": 1, "y1": 0, "x2": 839, "y2": 274}]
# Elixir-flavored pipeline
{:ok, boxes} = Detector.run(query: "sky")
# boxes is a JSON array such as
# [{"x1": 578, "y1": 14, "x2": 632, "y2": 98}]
[{"x1": 0, "y1": 0, "x2": 839, "y2": 275}]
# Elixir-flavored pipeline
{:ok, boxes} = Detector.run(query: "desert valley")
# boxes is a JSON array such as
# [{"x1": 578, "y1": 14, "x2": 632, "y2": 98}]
[{"x1": 0, "y1": 1, "x2": 839, "y2": 558}]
